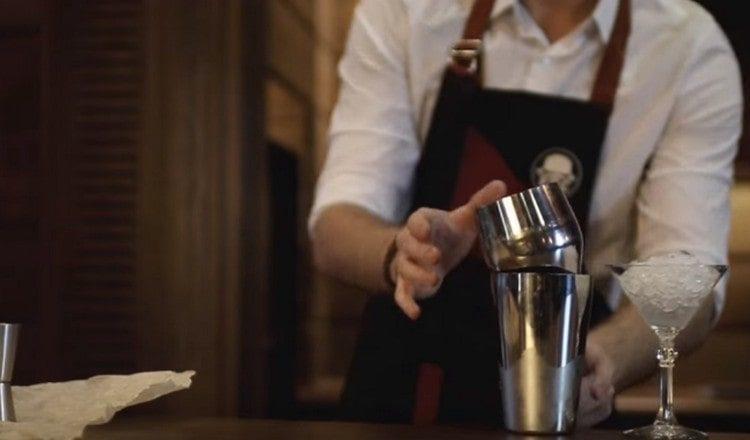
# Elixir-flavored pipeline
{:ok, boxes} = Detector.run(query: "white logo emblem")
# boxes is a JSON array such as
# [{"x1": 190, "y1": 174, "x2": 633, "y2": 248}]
[{"x1": 530, "y1": 148, "x2": 583, "y2": 196}]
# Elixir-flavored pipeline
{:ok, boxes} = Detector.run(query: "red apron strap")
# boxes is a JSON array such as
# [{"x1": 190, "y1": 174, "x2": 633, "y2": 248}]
[
  {"x1": 412, "y1": 363, "x2": 445, "y2": 425},
  {"x1": 590, "y1": 0, "x2": 631, "y2": 107},
  {"x1": 451, "y1": 0, "x2": 497, "y2": 74},
  {"x1": 463, "y1": 0, "x2": 497, "y2": 40}
]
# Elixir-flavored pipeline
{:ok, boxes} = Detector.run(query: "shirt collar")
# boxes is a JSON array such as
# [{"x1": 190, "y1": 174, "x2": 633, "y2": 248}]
[
  {"x1": 489, "y1": 0, "x2": 515, "y2": 20},
  {"x1": 591, "y1": 0, "x2": 619, "y2": 43},
  {"x1": 488, "y1": 0, "x2": 620, "y2": 44}
]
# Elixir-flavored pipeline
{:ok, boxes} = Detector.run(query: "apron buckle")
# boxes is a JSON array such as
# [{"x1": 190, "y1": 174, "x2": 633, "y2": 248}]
[{"x1": 450, "y1": 39, "x2": 483, "y2": 72}]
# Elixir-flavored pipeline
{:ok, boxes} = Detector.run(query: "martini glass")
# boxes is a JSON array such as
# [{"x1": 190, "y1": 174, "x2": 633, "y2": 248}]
[{"x1": 609, "y1": 256, "x2": 727, "y2": 440}]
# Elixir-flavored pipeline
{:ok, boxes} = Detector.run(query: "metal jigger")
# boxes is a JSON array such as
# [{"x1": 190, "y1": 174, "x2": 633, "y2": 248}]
[{"x1": 0, "y1": 323, "x2": 20, "y2": 422}]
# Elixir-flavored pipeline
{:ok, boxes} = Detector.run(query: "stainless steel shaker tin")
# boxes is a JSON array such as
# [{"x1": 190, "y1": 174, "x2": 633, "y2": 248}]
[
  {"x1": 492, "y1": 272, "x2": 592, "y2": 434},
  {"x1": 476, "y1": 183, "x2": 583, "y2": 273}
]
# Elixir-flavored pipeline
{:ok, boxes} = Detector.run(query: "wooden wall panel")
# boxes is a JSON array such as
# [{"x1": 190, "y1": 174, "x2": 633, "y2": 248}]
[
  {"x1": 268, "y1": 1, "x2": 314, "y2": 99},
  {"x1": 140, "y1": 0, "x2": 242, "y2": 416},
  {"x1": 35, "y1": 0, "x2": 246, "y2": 414},
  {"x1": 299, "y1": 0, "x2": 363, "y2": 407},
  {"x1": 241, "y1": 0, "x2": 271, "y2": 418},
  {"x1": 0, "y1": 19, "x2": 46, "y2": 385},
  {"x1": 52, "y1": 0, "x2": 144, "y2": 379},
  {"x1": 1, "y1": 0, "x2": 250, "y2": 413}
]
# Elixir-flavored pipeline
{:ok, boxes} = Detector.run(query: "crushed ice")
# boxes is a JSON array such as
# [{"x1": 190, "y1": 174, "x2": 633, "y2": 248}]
[{"x1": 618, "y1": 251, "x2": 721, "y2": 314}]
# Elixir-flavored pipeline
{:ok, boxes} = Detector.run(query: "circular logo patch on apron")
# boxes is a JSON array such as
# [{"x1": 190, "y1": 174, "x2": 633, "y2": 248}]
[{"x1": 530, "y1": 148, "x2": 583, "y2": 196}]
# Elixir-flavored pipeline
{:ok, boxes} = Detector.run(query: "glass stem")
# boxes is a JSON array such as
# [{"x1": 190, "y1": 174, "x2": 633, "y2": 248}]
[{"x1": 654, "y1": 328, "x2": 679, "y2": 426}]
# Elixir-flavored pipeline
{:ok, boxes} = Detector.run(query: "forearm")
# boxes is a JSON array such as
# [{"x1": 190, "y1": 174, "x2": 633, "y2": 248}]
[
  {"x1": 674, "y1": 295, "x2": 715, "y2": 356},
  {"x1": 589, "y1": 301, "x2": 657, "y2": 391},
  {"x1": 311, "y1": 203, "x2": 398, "y2": 292},
  {"x1": 590, "y1": 296, "x2": 714, "y2": 391}
]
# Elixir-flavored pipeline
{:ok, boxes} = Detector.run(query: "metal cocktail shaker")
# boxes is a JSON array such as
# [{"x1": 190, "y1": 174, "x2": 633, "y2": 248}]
[
  {"x1": 476, "y1": 182, "x2": 583, "y2": 273},
  {"x1": 492, "y1": 272, "x2": 592, "y2": 433},
  {"x1": 0, "y1": 323, "x2": 19, "y2": 422},
  {"x1": 477, "y1": 183, "x2": 592, "y2": 434}
]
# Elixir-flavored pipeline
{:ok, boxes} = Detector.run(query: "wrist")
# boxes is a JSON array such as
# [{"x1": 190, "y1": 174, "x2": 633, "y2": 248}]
[
  {"x1": 588, "y1": 329, "x2": 621, "y2": 387},
  {"x1": 588, "y1": 305, "x2": 657, "y2": 391},
  {"x1": 382, "y1": 233, "x2": 399, "y2": 291}
]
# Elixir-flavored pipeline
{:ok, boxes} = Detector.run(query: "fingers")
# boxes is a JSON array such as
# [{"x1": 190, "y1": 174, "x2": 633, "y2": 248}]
[
  {"x1": 592, "y1": 379, "x2": 615, "y2": 402},
  {"x1": 577, "y1": 375, "x2": 614, "y2": 428},
  {"x1": 577, "y1": 376, "x2": 597, "y2": 422},
  {"x1": 449, "y1": 180, "x2": 507, "y2": 229},
  {"x1": 468, "y1": 180, "x2": 507, "y2": 210},
  {"x1": 580, "y1": 398, "x2": 613, "y2": 428},
  {"x1": 585, "y1": 342, "x2": 616, "y2": 400},
  {"x1": 578, "y1": 341, "x2": 616, "y2": 428},
  {"x1": 585, "y1": 369, "x2": 615, "y2": 403},
  {"x1": 406, "y1": 207, "x2": 443, "y2": 241},
  {"x1": 391, "y1": 209, "x2": 448, "y2": 320},
  {"x1": 395, "y1": 211, "x2": 443, "y2": 292},
  {"x1": 396, "y1": 229, "x2": 441, "y2": 265},
  {"x1": 394, "y1": 253, "x2": 440, "y2": 289},
  {"x1": 394, "y1": 276, "x2": 421, "y2": 320}
]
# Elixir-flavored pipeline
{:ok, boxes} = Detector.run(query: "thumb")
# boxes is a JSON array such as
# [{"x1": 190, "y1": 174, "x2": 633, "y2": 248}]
[{"x1": 450, "y1": 180, "x2": 507, "y2": 228}]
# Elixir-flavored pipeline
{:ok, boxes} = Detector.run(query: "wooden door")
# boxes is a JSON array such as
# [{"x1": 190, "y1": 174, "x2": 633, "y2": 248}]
[{"x1": 0, "y1": 0, "x2": 252, "y2": 416}]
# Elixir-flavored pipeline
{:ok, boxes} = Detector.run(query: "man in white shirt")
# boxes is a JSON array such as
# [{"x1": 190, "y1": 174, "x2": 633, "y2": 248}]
[{"x1": 309, "y1": 0, "x2": 743, "y2": 427}]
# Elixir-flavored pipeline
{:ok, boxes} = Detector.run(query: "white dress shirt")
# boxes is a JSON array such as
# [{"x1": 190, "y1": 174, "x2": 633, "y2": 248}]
[{"x1": 309, "y1": 0, "x2": 743, "y2": 315}]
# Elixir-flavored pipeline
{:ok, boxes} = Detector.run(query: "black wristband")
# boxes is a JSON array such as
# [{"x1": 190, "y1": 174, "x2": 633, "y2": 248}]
[{"x1": 382, "y1": 236, "x2": 399, "y2": 291}]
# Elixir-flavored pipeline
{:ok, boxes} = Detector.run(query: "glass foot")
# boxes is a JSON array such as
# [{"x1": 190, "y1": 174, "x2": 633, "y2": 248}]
[{"x1": 624, "y1": 423, "x2": 707, "y2": 440}]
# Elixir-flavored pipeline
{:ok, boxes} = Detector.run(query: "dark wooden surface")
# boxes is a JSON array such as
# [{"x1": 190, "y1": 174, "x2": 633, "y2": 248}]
[{"x1": 82, "y1": 417, "x2": 748, "y2": 439}]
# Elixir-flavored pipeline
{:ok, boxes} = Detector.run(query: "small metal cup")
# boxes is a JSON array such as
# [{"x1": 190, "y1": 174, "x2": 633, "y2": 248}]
[
  {"x1": 493, "y1": 273, "x2": 592, "y2": 434},
  {"x1": 0, "y1": 323, "x2": 20, "y2": 422},
  {"x1": 476, "y1": 183, "x2": 583, "y2": 273}
]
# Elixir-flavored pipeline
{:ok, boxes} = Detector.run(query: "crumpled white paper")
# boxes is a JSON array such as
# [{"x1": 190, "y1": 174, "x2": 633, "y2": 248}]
[{"x1": 0, "y1": 370, "x2": 195, "y2": 440}]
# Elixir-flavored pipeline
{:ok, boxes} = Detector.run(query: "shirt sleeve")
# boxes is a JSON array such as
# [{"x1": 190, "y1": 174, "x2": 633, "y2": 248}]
[
  {"x1": 633, "y1": 18, "x2": 743, "y2": 319},
  {"x1": 308, "y1": 0, "x2": 421, "y2": 233}
]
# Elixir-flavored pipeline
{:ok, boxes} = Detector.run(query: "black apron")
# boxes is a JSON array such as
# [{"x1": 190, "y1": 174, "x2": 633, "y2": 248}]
[{"x1": 340, "y1": 0, "x2": 631, "y2": 427}]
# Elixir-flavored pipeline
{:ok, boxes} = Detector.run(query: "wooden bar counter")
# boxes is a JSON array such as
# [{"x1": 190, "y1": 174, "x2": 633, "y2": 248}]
[{"x1": 83, "y1": 418, "x2": 748, "y2": 439}]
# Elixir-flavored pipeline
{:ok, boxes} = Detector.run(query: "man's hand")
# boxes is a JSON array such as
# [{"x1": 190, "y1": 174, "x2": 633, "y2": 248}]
[
  {"x1": 390, "y1": 180, "x2": 507, "y2": 319},
  {"x1": 577, "y1": 340, "x2": 616, "y2": 428}
]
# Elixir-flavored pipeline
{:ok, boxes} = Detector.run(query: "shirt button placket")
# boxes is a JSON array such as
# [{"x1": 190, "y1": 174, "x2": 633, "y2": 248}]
[{"x1": 527, "y1": 52, "x2": 553, "y2": 91}]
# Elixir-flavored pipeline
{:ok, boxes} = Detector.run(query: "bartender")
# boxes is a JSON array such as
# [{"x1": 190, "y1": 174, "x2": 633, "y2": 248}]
[{"x1": 309, "y1": 0, "x2": 743, "y2": 428}]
